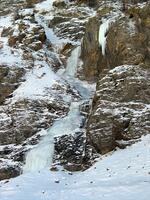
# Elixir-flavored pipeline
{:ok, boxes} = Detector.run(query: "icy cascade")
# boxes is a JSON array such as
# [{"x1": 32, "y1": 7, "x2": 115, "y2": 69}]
[
  {"x1": 23, "y1": 44, "x2": 89, "y2": 173},
  {"x1": 99, "y1": 13, "x2": 121, "y2": 56},
  {"x1": 23, "y1": 0, "x2": 94, "y2": 174},
  {"x1": 23, "y1": 43, "x2": 92, "y2": 173},
  {"x1": 65, "y1": 46, "x2": 81, "y2": 77},
  {"x1": 99, "y1": 18, "x2": 111, "y2": 56},
  {"x1": 23, "y1": 102, "x2": 82, "y2": 172}
]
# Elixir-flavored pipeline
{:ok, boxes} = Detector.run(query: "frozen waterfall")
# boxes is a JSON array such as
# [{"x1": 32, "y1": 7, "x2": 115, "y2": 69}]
[{"x1": 23, "y1": 102, "x2": 82, "y2": 173}]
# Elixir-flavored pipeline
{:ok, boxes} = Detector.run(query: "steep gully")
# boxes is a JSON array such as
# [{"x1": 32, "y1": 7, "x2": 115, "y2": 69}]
[
  {"x1": 23, "y1": 0, "x2": 122, "y2": 173},
  {"x1": 23, "y1": 1, "x2": 96, "y2": 172}
]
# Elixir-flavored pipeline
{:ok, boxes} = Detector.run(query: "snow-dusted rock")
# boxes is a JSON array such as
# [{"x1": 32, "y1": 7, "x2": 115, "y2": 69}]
[{"x1": 87, "y1": 65, "x2": 150, "y2": 154}]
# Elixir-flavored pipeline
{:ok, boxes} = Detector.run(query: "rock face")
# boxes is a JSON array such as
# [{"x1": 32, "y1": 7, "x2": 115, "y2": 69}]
[
  {"x1": 87, "y1": 65, "x2": 150, "y2": 154},
  {"x1": 106, "y1": 17, "x2": 149, "y2": 68},
  {"x1": 0, "y1": 0, "x2": 83, "y2": 179},
  {"x1": 48, "y1": 3, "x2": 92, "y2": 41},
  {"x1": 0, "y1": 99, "x2": 69, "y2": 145},
  {"x1": 79, "y1": 17, "x2": 100, "y2": 82},
  {"x1": 0, "y1": 65, "x2": 25, "y2": 104},
  {"x1": 86, "y1": 3, "x2": 150, "y2": 154}
]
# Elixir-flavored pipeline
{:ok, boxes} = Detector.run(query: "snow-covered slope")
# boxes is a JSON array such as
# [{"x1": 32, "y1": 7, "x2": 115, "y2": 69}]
[{"x1": 0, "y1": 135, "x2": 149, "y2": 200}]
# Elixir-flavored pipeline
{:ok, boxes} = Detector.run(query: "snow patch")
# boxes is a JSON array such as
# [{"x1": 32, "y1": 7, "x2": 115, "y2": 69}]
[{"x1": 12, "y1": 61, "x2": 58, "y2": 101}]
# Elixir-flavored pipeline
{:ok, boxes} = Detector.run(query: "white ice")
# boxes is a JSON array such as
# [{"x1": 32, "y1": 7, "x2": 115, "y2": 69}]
[{"x1": 99, "y1": 18, "x2": 111, "y2": 56}]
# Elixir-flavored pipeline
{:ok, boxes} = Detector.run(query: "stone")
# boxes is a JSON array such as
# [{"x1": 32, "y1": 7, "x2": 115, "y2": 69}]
[
  {"x1": 53, "y1": 0, "x2": 66, "y2": 9},
  {"x1": 53, "y1": 132, "x2": 96, "y2": 171},
  {"x1": 0, "y1": 164, "x2": 21, "y2": 181},
  {"x1": 86, "y1": 65, "x2": 150, "y2": 154},
  {"x1": 79, "y1": 17, "x2": 100, "y2": 82}
]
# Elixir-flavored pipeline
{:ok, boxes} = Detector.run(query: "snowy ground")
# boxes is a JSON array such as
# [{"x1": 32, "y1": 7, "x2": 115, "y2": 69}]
[{"x1": 0, "y1": 135, "x2": 150, "y2": 200}]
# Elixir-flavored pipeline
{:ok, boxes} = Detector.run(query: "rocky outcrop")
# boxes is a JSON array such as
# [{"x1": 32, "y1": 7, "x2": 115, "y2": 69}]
[
  {"x1": 1, "y1": 0, "x2": 150, "y2": 179},
  {"x1": 86, "y1": 3, "x2": 150, "y2": 154},
  {"x1": 8, "y1": 12, "x2": 46, "y2": 50},
  {"x1": 49, "y1": 3, "x2": 94, "y2": 41},
  {"x1": 87, "y1": 65, "x2": 150, "y2": 154},
  {"x1": 0, "y1": 65, "x2": 25, "y2": 104},
  {"x1": 53, "y1": 131, "x2": 96, "y2": 171},
  {"x1": 0, "y1": 99, "x2": 69, "y2": 145},
  {"x1": 106, "y1": 17, "x2": 149, "y2": 68},
  {"x1": 79, "y1": 17, "x2": 100, "y2": 82},
  {"x1": 0, "y1": 165, "x2": 21, "y2": 181}
]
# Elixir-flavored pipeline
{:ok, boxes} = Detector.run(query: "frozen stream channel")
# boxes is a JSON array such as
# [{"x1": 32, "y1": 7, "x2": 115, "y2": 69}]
[{"x1": 23, "y1": 44, "x2": 95, "y2": 172}]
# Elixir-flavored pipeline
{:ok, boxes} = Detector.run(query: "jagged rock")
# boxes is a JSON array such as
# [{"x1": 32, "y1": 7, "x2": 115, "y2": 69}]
[
  {"x1": 26, "y1": 0, "x2": 43, "y2": 8},
  {"x1": 103, "y1": 5, "x2": 150, "y2": 70},
  {"x1": 48, "y1": 4, "x2": 92, "y2": 41},
  {"x1": 53, "y1": 132, "x2": 96, "y2": 171},
  {"x1": 0, "y1": 98, "x2": 69, "y2": 145},
  {"x1": 29, "y1": 41, "x2": 43, "y2": 51},
  {"x1": 8, "y1": 18, "x2": 46, "y2": 49},
  {"x1": 79, "y1": 17, "x2": 100, "y2": 82},
  {"x1": 79, "y1": 100, "x2": 91, "y2": 117},
  {"x1": 87, "y1": 65, "x2": 150, "y2": 154},
  {"x1": 85, "y1": 4, "x2": 150, "y2": 154},
  {"x1": 0, "y1": 65, "x2": 25, "y2": 104}
]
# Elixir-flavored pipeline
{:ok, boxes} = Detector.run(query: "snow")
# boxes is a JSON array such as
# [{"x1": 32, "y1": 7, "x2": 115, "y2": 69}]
[
  {"x1": 18, "y1": 9, "x2": 34, "y2": 17},
  {"x1": 64, "y1": 46, "x2": 81, "y2": 77},
  {"x1": 0, "y1": 15, "x2": 12, "y2": 30},
  {"x1": 35, "y1": 0, "x2": 54, "y2": 11},
  {"x1": 0, "y1": 135, "x2": 149, "y2": 200},
  {"x1": 0, "y1": 16, "x2": 24, "y2": 67},
  {"x1": 35, "y1": 14, "x2": 62, "y2": 45},
  {"x1": 109, "y1": 65, "x2": 146, "y2": 76},
  {"x1": 12, "y1": 61, "x2": 58, "y2": 101},
  {"x1": 0, "y1": 37, "x2": 23, "y2": 66}
]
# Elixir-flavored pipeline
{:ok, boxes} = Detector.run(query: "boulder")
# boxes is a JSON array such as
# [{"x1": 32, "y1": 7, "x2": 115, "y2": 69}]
[
  {"x1": 53, "y1": 132, "x2": 96, "y2": 171},
  {"x1": 0, "y1": 163, "x2": 21, "y2": 181}
]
